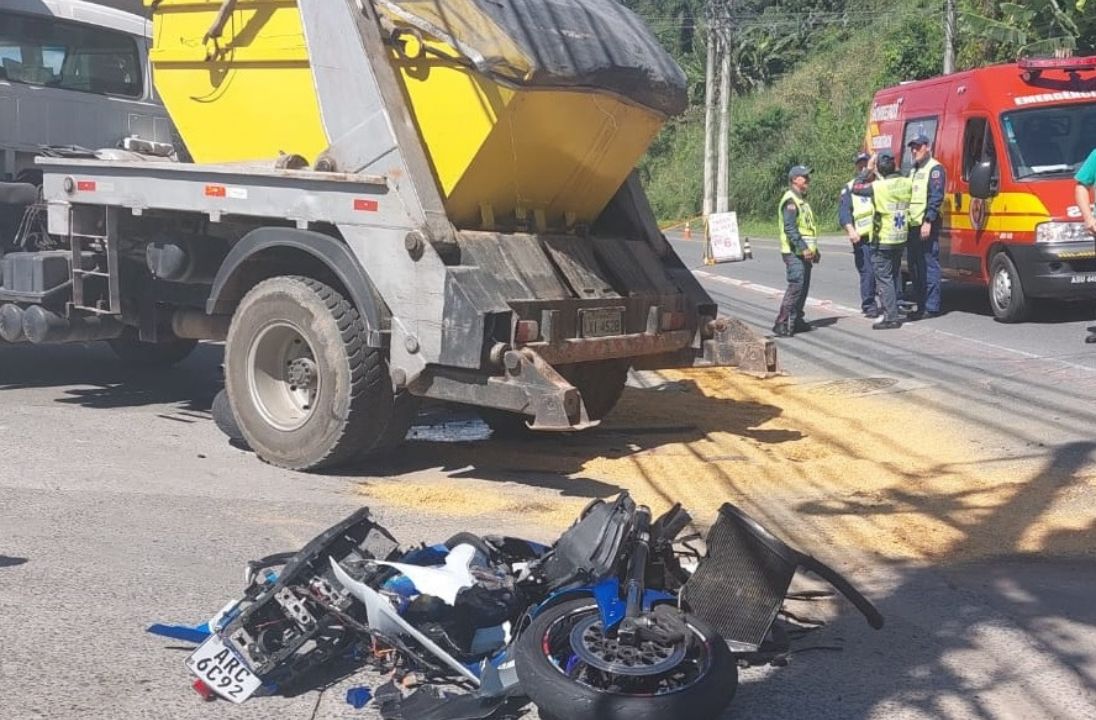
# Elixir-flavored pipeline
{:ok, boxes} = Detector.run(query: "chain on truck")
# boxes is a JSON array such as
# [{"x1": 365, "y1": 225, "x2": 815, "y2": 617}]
[{"x1": 0, "y1": 0, "x2": 776, "y2": 471}]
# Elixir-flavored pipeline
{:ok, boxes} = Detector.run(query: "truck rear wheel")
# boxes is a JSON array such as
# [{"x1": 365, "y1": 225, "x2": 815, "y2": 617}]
[
  {"x1": 989, "y1": 252, "x2": 1031, "y2": 323},
  {"x1": 224, "y1": 276, "x2": 392, "y2": 470},
  {"x1": 481, "y1": 359, "x2": 630, "y2": 437}
]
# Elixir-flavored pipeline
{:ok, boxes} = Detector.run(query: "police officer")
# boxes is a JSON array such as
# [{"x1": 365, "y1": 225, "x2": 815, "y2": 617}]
[
  {"x1": 773, "y1": 165, "x2": 818, "y2": 337},
  {"x1": 906, "y1": 133, "x2": 946, "y2": 319},
  {"x1": 840, "y1": 151, "x2": 879, "y2": 317},
  {"x1": 852, "y1": 152, "x2": 912, "y2": 329}
]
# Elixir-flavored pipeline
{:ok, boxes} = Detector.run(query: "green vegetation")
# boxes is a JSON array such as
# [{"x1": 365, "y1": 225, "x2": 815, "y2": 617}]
[{"x1": 627, "y1": 0, "x2": 1096, "y2": 231}]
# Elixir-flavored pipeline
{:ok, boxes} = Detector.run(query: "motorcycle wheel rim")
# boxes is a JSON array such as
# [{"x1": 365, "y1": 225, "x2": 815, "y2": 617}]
[{"x1": 541, "y1": 604, "x2": 715, "y2": 697}]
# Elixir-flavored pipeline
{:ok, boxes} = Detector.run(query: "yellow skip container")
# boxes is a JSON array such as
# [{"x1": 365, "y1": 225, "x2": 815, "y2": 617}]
[{"x1": 144, "y1": 0, "x2": 685, "y2": 231}]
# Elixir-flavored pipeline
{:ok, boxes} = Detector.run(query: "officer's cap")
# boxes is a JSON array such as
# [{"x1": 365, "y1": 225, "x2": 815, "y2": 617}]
[
  {"x1": 855, "y1": 151, "x2": 871, "y2": 164},
  {"x1": 907, "y1": 133, "x2": 931, "y2": 148},
  {"x1": 788, "y1": 165, "x2": 812, "y2": 181}
]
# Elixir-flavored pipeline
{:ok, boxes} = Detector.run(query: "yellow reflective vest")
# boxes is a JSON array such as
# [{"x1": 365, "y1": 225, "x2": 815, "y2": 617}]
[
  {"x1": 909, "y1": 157, "x2": 942, "y2": 225},
  {"x1": 871, "y1": 176, "x2": 913, "y2": 245},
  {"x1": 778, "y1": 190, "x2": 818, "y2": 255}
]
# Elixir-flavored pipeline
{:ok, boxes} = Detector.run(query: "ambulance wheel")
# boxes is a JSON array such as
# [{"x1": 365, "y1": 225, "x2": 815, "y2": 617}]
[
  {"x1": 225, "y1": 276, "x2": 392, "y2": 470},
  {"x1": 989, "y1": 252, "x2": 1030, "y2": 323}
]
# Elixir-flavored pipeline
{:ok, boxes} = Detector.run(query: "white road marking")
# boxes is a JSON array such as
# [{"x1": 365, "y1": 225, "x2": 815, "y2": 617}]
[{"x1": 693, "y1": 269, "x2": 864, "y2": 316}]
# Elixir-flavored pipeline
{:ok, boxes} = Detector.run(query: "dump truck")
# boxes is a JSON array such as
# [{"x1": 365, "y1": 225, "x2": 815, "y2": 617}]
[{"x1": 0, "y1": 0, "x2": 776, "y2": 470}]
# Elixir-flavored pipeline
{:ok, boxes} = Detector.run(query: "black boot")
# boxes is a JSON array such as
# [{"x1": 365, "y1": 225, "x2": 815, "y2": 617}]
[{"x1": 772, "y1": 322, "x2": 793, "y2": 337}]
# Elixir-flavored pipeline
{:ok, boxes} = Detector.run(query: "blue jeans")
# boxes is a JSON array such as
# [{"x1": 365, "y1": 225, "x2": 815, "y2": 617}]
[
  {"x1": 776, "y1": 253, "x2": 812, "y2": 327},
  {"x1": 907, "y1": 222, "x2": 941, "y2": 314},
  {"x1": 853, "y1": 238, "x2": 877, "y2": 312}
]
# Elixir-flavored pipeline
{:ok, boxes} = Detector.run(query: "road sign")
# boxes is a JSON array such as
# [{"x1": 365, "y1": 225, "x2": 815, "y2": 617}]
[{"x1": 704, "y1": 211, "x2": 751, "y2": 264}]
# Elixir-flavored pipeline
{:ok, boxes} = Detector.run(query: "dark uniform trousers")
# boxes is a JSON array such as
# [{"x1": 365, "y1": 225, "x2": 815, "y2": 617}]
[
  {"x1": 776, "y1": 253, "x2": 812, "y2": 327},
  {"x1": 906, "y1": 220, "x2": 942, "y2": 314}
]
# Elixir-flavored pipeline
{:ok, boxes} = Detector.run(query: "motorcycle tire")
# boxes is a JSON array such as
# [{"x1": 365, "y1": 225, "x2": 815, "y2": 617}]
[{"x1": 514, "y1": 598, "x2": 736, "y2": 720}]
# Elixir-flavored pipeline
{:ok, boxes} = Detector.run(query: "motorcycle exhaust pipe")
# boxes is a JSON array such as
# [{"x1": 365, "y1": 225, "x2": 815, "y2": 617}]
[
  {"x1": 22, "y1": 306, "x2": 125, "y2": 344},
  {"x1": 0, "y1": 304, "x2": 27, "y2": 342}
]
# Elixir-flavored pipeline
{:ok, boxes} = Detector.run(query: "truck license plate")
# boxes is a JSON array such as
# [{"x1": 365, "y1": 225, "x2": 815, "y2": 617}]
[
  {"x1": 581, "y1": 308, "x2": 623, "y2": 337},
  {"x1": 185, "y1": 634, "x2": 262, "y2": 703}
]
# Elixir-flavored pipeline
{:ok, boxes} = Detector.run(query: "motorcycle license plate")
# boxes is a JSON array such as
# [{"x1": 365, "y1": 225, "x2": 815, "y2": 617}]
[
  {"x1": 580, "y1": 308, "x2": 623, "y2": 338},
  {"x1": 185, "y1": 634, "x2": 262, "y2": 703}
]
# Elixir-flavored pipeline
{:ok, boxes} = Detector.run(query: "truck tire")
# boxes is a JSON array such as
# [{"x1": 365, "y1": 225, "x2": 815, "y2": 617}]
[
  {"x1": 355, "y1": 391, "x2": 420, "y2": 459},
  {"x1": 481, "y1": 360, "x2": 629, "y2": 438},
  {"x1": 514, "y1": 598, "x2": 736, "y2": 720},
  {"x1": 562, "y1": 359, "x2": 630, "y2": 420},
  {"x1": 224, "y1": 276, "x2": 392, "y2": 470},
  {"x1": 988, "y1": 252, "x2": 1031, "y2": 323},
  {"x1": 108, "y1": 329, "x2": 197, "y2": 367},
  {"x1": 211, "y1": 388, "x2": 244, "y2": 443}
]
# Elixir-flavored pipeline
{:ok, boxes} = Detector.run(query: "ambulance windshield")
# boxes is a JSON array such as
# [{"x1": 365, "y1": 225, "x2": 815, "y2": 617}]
[{"x1": 1002, "y1": 102, "x2": 1096, "y2": 179}]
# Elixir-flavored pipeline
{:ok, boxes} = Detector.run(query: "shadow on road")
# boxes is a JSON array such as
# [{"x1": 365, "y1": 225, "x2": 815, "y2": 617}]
[
  {"x1": 729, "y1": 441, "x2": 1096, "y2": 719},
  {"x1": 943, "y1": 283, "x2": 1096, "y2": 324},
  {"x1": 806, "y1": 316, "x2": 841, "y2": 329},
  {"x1": 0, "y1": 341, "x2": 222, "y2": 411},
  {"x1": 353, "y1": 378, "x2": 799, "y2": 501}
]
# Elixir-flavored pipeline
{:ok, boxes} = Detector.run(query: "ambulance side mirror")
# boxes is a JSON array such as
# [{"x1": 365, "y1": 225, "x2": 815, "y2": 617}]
[{"x1": 969, "y1": 160, "x2": 996, "y2": 199}]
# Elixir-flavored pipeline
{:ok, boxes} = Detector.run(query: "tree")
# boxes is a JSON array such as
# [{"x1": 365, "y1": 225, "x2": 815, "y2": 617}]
[{"x1": 959, "y1": 0, "x2": 1095, "y2": 60}]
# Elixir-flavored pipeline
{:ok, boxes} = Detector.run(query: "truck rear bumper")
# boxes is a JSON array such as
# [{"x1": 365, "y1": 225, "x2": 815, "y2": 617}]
[
  {"x1": 523, "y1": 328, "x2": 696, "y2": 365},
  {"x1": 409, "y1": 317, "x2": 777, "y2": 431}
]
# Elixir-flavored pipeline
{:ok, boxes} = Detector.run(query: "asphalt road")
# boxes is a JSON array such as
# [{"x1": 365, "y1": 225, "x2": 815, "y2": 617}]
[
  {"x1": 2, "y1": 239, "x2": 1095, "y2": 719},
  {"x1": 670, "y1": 232, "x2": 1096, "y2": 450}
]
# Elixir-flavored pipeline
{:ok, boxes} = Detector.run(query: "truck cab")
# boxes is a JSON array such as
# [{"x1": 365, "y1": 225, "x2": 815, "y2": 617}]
[
  {"x1": 0, "y1": 0, "x2": 173, "y2": 182},
  {"x1": 866, "y1": 57, "x2": 1096, "y2": 322}
]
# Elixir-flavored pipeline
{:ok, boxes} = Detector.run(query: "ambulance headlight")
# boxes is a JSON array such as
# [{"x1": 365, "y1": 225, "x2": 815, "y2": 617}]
[{"x1": 1035, "y1": 222, "x2": 1089, "y2": 243}]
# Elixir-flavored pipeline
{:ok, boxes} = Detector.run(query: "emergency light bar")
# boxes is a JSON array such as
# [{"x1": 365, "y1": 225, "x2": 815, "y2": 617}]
[{"x1": 1019, "y1": 56, "x2": 1096, "y2": 81}]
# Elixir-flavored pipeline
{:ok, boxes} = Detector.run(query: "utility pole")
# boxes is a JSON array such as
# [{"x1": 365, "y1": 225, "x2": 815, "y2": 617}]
[
  {"x1": 715, "y1": 2, "x2": 732, "y2": 214},
  {"x1": 943, "y1": 0, "x2": 956, "y2": 74},
  {"x1": 702, "y1": 3, "x2": 717, "y2": 217}
]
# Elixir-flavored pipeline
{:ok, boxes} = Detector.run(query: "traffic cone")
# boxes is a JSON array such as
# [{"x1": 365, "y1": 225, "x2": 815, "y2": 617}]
[{"x1": 684, "y1": 221, "x2": 692, "y2": 240}]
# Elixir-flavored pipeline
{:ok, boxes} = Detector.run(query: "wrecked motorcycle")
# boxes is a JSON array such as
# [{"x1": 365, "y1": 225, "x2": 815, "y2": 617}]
[{"x1": 150, "y1": 493, "x2": 883, "y2": 720}]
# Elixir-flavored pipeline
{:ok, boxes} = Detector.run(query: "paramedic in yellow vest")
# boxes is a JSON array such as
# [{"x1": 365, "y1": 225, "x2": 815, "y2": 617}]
[
  {"x1": 906, "y1": 133, "x2": 947, "y2": 319},
  {"x1": 773, "y1": 165, "x2": 818, "y2": 337},
  {"x1": 840, "y1": 151, "x2": 880, "y2": 317},
  {"x1": 851, "y1": 152, "x2": 912, "y2": 330}
]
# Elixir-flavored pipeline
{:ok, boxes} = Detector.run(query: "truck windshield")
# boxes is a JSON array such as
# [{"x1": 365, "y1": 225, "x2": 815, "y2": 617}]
[
  {"x1": 1001, "y1": 102, "x2": 1096, "y2": 179},
  {"x1": 0, "y1": 10, "x2": 141, "y2": 98}
]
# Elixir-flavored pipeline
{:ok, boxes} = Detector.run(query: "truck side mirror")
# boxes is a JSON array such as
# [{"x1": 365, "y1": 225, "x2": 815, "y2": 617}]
[{"x1": 969, "y1": 160, "x2": 995, "y2": 199}]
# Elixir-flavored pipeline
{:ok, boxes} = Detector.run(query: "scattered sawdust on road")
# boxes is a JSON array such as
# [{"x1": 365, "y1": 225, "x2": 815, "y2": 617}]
[{"x1": 359, "y1": 369, "x2": 1095, "y2": 563}]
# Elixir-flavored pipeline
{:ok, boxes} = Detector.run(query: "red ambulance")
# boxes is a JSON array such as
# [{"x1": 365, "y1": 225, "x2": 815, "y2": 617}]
[{"x1": 865, "y1": 57, "x2": 1096, "y2": 322}]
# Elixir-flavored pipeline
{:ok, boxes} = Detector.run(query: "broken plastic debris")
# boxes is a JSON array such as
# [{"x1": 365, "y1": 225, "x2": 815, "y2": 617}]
[
  {"x1": 346, "y1": 686, "x2": 372, "y2": 709},
  {"x1": 146, "y1": 622, "x2": 210, "y2": 644},
  {"x1": 375, "y1": 544, "x2": 477, "y2": 605},
  {"x1": 192, "y1": 678, "x2": 216, "y2": 702},
  {"x1": 330, "y1": 557, "x2": 482, "y2": 684}
]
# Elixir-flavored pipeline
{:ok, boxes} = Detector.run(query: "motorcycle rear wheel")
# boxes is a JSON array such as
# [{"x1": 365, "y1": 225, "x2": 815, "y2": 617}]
[{"x1": 514, "y1": 598, "x2": 736, "y2": 720}]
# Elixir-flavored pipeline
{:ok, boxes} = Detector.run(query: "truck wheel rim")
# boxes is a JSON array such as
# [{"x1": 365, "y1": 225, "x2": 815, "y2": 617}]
[
  {"x1": 247, "y1": 321, "x2": 321, "y2": 431},
  {"x1": 992, "y1": 267, "x2": 1012, "y2": 309}
]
